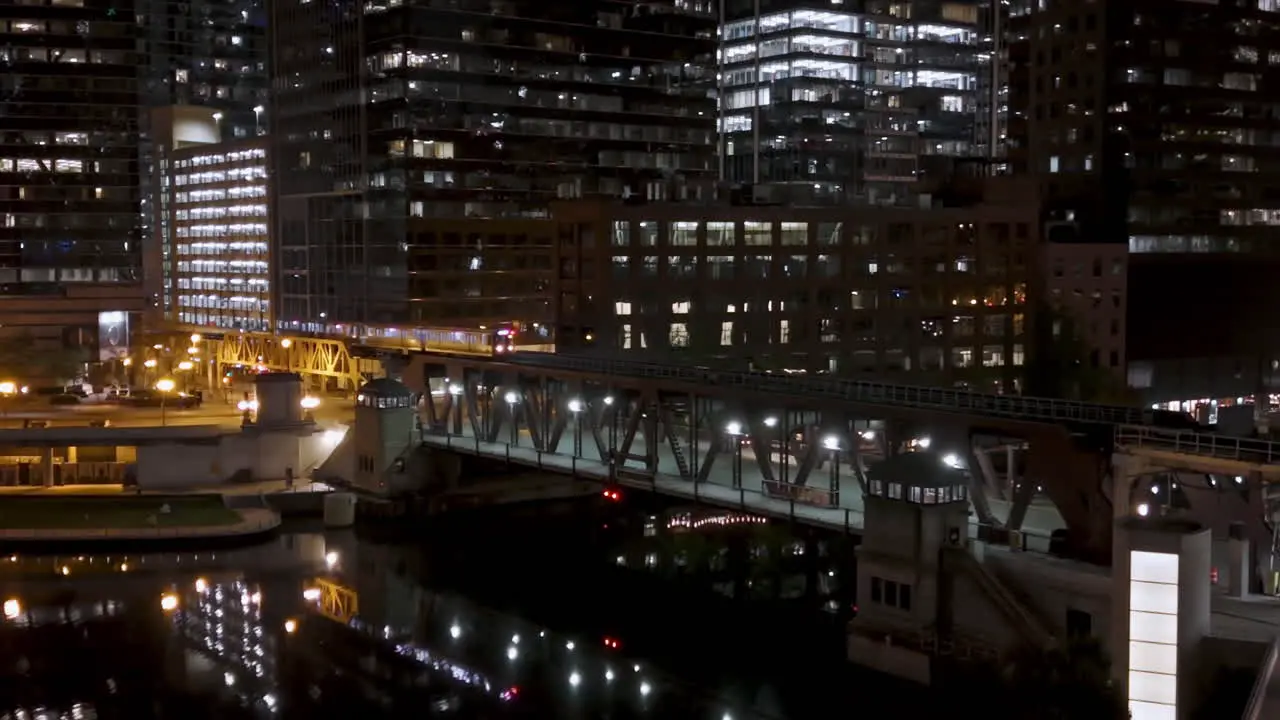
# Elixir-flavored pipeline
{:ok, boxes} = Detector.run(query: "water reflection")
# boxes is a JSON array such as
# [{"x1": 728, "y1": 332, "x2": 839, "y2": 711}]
[
  {"x1": 0, "y1": 532, "x2": 793, "y2": 719},
  {"x1": 0, "y1": 499, "x2": 937, "y2": 720}
]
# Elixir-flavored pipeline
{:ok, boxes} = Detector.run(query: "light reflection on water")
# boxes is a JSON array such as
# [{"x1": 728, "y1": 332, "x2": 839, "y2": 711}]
[{"x1": 0, "y1": 530, "x2": 840, "y2": 719}]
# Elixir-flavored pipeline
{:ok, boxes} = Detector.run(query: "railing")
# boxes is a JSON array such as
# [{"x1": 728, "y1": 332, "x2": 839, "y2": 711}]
[
  {"x1": 1244, "y1": 636, "x2": 1280, "y2": 720},
  {"x1": 950, "y1": 547, "x2": 1054, "y2": 650},
  {"x1": 1116, "y1": 426, "x2": 1280, "y2": 465},
  {"x1": 507, "y1": 353, "x2": 1149, "y2": 426}
]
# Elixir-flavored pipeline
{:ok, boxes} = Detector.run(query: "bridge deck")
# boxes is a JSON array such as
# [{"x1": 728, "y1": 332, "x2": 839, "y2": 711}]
[
  {"x1": 503, "y1": 354, "x2": 1151, "y2": 426},
  {"x1": 421, "y1": 424, "x2": 1064, "y2": 551}
]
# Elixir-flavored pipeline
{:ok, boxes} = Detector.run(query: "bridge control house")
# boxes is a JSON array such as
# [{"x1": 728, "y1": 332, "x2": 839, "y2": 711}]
[{"x1": 549, "y1": 178, "x2": 1039, "y2": 393}]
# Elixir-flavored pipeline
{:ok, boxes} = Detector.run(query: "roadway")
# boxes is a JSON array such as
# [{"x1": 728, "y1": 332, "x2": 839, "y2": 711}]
[{"x1": 0, "y1": 399, "x2": 354, "y2": 431}]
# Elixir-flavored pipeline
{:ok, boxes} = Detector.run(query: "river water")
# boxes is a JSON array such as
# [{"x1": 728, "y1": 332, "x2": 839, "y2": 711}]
[{"x1": 0, "y1": 497, "x2": 936, "y2": 719}]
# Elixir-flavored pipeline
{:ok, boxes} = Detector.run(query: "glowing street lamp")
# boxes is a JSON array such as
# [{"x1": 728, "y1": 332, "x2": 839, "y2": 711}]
[
  {"x1": 155, "y1": 378, "x2": 176, "y2": 426},
  {"x1": 300, "y1": 395, "x2": 320, "y2": 421},
  {"x1": 143, "y1": 359, "x2": 157, "y2": 369},
  {"x1": 177, "y1": 360, "x2": 194, "y2": 371},
  {"x1": 190, "y1": 333, "x2": 202, "y2": 344}
]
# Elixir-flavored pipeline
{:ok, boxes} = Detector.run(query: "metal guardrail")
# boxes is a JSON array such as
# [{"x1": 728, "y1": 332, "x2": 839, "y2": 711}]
[
  {"x1": 1115, "y1": 426, "x2": 1280, "y2": 465},
  {"x1": 1244, "y1": 636, "x2": 1280, "y2": 720},
  {"x1": 507, "y1": 353, "x2": 1149, "y2": 426}
]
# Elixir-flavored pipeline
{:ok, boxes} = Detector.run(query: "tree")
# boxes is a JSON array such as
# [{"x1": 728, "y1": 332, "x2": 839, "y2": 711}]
[
  {"x1": 998, "y1": 639, "x2": 1129, "y2": 719},
  {"x1": 1026, "y1": 302, "x2": 1136, "y2": 404},
  {"x1": 0, "y1": 333, "x2": 89, "y2": 385}
]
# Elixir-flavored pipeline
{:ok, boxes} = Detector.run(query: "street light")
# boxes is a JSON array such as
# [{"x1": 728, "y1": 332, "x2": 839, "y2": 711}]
[
  {"x1": 0, "y1": 381, "x2": 19, "y2": 418},
  {"x1": 178, "y1": 360, "x2": 193, "y2": 371},
  {"x1": 155, "y1": 378, "x2": 176, "y2": 426},
  {"x1": 300, "y1": 395, "x2": 320, "y2": 421},
  {"x1": 725, "y1": 422, "x2": 744, "y2": 490},
  {"x1": 504, "y1": 390, "x2": 519, "y2": 445},
  {"x1": 568, "y1": 399, "x2": 584, "y2": 457}
]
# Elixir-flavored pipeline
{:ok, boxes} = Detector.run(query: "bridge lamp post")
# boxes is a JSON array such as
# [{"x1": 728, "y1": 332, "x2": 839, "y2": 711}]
[
  {"x1": 155, "y1": 378, "x2": 176, "y2": 426},
  {"x1": 504, "y1": 391, "x2": 520, "y2": 445},
  {"x1": 447, "y1": 384, "x2": 463, "y2": 435},
  {"x1": 725, "y1": 422, "x2": 744, "y2": 490},
  {"x1": 300, "y1": 395, "x2": 320, "y2": 422},
  {"x1": 822, "y1": 435, "x2": 842, "y2": 500},
  {"x1": 568, "y1": 399, "x2": 584, "y2": 457}
]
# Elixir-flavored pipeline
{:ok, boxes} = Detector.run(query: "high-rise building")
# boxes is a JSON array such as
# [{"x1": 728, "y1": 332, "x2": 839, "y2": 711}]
[
  {"x1": 139, "y1": 0, "x2": 269, "y2": 320},
  {"x1": 151, "y1": 107, "x2": 271, "y2": 334},
  {"x1": 0, "y1": 2, "x2": 267, "y2": 366},
  {"x1": 267, "y1": 0, "x2": 718, "y2": 333},
  {"x1": 552, "y1": 177, "x2": 1037, "y2": 391},
  {"x1": 718, "y1": 1, "x2": 984, "y2": 206},
  {"x1": 1006, "y1": 0, "x2": 1280, "y2": 403},
  {"x1": 0, "y1": 6, "x2": 143, "y2": 355}
]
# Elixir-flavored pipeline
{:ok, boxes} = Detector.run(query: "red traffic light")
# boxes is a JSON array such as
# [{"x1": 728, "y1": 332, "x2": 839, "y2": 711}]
[
  {"x1": 602, "y1": 489, "x2": 622, "y2": 501},
  {"x1": 603, "y1": 636, "x2": 621, "y2": 649}
]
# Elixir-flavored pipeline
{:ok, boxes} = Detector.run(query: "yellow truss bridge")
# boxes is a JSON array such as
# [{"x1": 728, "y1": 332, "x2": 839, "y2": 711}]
[
  {"x1": 310, "y1": 577, "x2": 359, "y2": 624},
  {"x1": 153, "y1": 325, "x2": 541, "y2": 391}
]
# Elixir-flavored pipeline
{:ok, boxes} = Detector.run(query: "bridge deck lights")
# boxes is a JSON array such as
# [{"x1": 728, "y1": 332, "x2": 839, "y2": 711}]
[
  {"x1": 763, "y1": 416, "x2": 778, "y2": 427},
  {"x1": 447, "y1": 384, "x2": 462, "y2": 396},
  {"x1": 822, "y1": 435, "x2": 840, "y2": 451},
  {"x1": 504, "y1": 391, "x2": 519, "y2": 404},
  {"x1": 725, "y1": 421, "x2": 743, "y2": 435},
  {"x1": 568, "y1": 399, "x2": 584, "y2": 413}
]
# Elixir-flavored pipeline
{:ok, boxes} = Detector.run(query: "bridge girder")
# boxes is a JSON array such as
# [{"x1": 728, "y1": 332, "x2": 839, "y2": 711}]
[
  {"x1": 312, "y1": 577, "x2": 359, "y2": 624},
  {"x1": 412, "y1": 355, "x2": 1110, "y2": 561}
]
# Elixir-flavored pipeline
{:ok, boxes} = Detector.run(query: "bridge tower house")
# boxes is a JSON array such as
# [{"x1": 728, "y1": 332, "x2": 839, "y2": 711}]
[
  {"x1": 352, "y1": 377, "x2": 417, "y2": 496},
  {"x1": 848, "y1": 453, "x2": 975, "y2": 679}
]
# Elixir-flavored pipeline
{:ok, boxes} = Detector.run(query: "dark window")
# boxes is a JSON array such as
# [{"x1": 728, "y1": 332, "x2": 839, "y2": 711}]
[
  {"x1": 871, "y1": 577, "x2": 883, "y2": 603},
  {"x1": 899, "y1": 584, "x2": 912, "y2": 611},
  {"x1": 1066, "y1": 608, "x2": 1092, "y2": 639},
  {"x1": 885, "y1": 580, "x2": 898, "y2": 607}
]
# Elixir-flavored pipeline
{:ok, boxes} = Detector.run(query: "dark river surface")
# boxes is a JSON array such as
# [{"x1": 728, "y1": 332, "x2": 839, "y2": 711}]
[{"x1": 0, "y1": 494, "x2": 940, "y2": 719}]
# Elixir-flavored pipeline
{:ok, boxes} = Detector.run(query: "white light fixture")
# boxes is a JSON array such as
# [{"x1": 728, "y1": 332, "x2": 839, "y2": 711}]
[
  {"x1": 507, "y1": 646, "x2": 518, "y2": 660},
  {"x1": 448, "y1": 384, "x2": 462, "y2": 396},
  {"x1": 763, "y1": 416, "x2": 778, "y2": 427},
  {"x1": 325, "y1": 552, "x2": 338, "y2": 568},
  {"x1": 860, "y1": 430, "x2": 876, "y2": 441},
  {"x1": 916, "y1": 436, "x2": 932, "y2": 449},
  {"x1": 941, "y1": 453, "x2": 963, "y2": 469},
  {"x1": 569, "y1": 671, "x2": 581, "y2": 687},
  {"x1": 640, "y1": 681, "x2": 651, "y2": 697},
  {"x1": 1137, "y1": 502, "x2": 1150, "y2": 517},
  {"x1": 504, "y1": 391, "x2": 519, "y2": 404},
  {"x1": 603, "y1": 396, "x2": 614, "y2": 405},
  {"x1": 822, "y1": 435, "x2": 839, "y2": 450},
  {"x1": 568, "y1": 399, "x2": 583, "y2": 413},
  {"x1": 450, "y1": 624, "x2": 462, "y2": 639},
  {"x1": 725, "y1": 421, "x2": 743, "y2": 435}
]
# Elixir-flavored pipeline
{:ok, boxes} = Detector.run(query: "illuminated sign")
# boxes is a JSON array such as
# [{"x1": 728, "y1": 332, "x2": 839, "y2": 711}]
[
  {"x1": 1129, "y1": 550, "x2": 1179, "y2": 720},
  {"x1": 97, "y1": 311, "x2": 129, "y2": 362}
]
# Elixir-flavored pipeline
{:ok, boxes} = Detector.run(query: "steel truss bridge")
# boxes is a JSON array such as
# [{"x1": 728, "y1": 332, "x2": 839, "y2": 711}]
[{"x1": 394, "y1": 353, "x2": 1280, "y2": 565}]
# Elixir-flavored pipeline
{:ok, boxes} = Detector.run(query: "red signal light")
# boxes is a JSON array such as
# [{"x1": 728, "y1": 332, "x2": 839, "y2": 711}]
[
  {"x1": 603, "y1": 636, "x2": 621, "y2": 649},
  {"x1": 602, "y1": 489, "x2": 621, "y2": 501}
]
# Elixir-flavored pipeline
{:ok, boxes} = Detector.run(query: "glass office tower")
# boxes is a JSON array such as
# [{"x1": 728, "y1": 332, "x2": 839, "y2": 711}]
[
  {"x1": 719, "y1": 0, "x2": 983, "y2": 206},
  {"x1": 268, "y1": 0, "x2": 718, "y2": 331}
]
